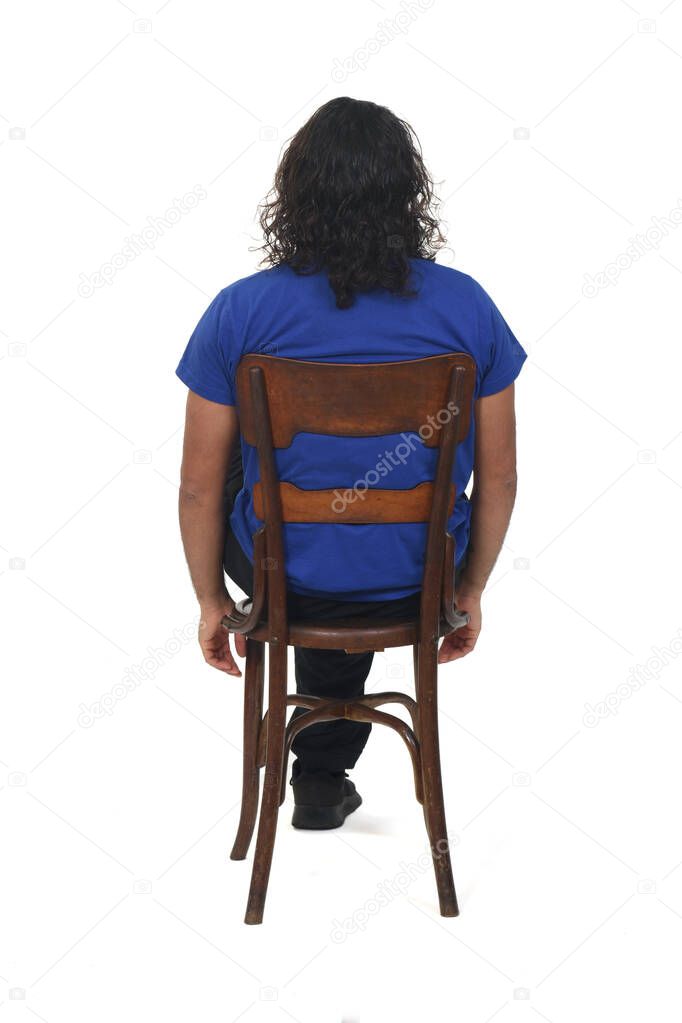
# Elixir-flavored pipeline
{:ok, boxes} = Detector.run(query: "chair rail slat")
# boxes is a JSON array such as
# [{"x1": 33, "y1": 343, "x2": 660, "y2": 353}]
[{"x1": 253, "y1": 480, "x2": 455, "y2": 523}]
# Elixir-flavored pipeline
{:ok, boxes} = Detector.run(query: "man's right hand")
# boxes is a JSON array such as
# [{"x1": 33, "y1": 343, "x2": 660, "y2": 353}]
[
  {"x1": 198, "y1": 597, "x2": 247, "y2": 676},
  {"x1": 438, "y1": 593, "x2": 482, "y2": 662}
]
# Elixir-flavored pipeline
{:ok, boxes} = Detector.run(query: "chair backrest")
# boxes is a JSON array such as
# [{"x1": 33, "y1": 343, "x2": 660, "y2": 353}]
[{"x1": 235, "y1": 354, "x2": 476, "y2": 637}]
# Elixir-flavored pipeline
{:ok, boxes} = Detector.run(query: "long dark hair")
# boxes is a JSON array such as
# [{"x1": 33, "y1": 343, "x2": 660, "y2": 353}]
[{"x1": 257, "y1": 98, "x2": 445, "y2": 309}]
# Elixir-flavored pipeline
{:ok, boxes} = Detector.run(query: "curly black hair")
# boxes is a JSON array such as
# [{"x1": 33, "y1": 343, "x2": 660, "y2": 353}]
[{"x1": 257, "y1": 97, "x2": 445, "y2": 309}]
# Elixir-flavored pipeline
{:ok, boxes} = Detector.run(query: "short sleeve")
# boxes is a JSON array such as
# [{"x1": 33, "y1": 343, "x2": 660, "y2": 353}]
[
  {"x1": 475, "y1": 283, "x2": 527, "y2": 398},
  {"x1": 175, "y1": 290, "x2": 236, "y2": 405}
]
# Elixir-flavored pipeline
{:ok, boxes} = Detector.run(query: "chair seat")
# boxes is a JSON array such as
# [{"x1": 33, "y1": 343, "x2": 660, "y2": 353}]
[{"x1": 227, "y1": 599, "x2": 464, "y2": 650}]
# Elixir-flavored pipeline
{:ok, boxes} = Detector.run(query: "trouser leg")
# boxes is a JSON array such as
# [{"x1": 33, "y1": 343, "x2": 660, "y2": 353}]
[
  {"x1": 286, "y1": 589, "x2": 419, "y2": 773},
  {"x1": 291, "y1": 647, "x2": 374, "y2": 772}
]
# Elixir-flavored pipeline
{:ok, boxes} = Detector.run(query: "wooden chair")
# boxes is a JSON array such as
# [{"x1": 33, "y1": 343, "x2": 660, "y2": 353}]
[{"x1": 221, "y1": 353, "x2": 476, "y2": 924}]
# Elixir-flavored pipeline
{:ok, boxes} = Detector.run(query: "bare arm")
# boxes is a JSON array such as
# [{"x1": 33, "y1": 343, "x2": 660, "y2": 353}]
[
  {"x1": 459, "y1": 382, "x2": 518, "y2": 595},
  {"x1": 439, "y1": 382, "x2": 518, "y2": 662},
  {"x1": 179, "y1": 391, "x2": 245, "y2": 675}
]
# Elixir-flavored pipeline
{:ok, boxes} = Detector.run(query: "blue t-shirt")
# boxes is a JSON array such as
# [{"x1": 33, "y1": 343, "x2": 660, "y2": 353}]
[{"x1": 176, "y1": 257, "x2": 526, "y2": 600}]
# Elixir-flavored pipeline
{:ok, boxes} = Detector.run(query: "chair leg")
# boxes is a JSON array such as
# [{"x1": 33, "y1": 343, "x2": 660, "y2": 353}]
[
  {"x1": 230, "y1": 639, "x2": 265, "y2": 861},
  {"x1": 417, "y1": 638, "x2": 459, "y2": 917},
  {"x1": 244, "y1": 640, "x2": 288, "y2": 925}
]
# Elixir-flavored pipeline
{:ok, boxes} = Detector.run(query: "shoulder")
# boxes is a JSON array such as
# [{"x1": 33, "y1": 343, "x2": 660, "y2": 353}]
[
  {"x1": 409, "y1": 258, "x2": 488, "y2": 302},
  {"x1": 207, "y1": 266, "x2": 297, "y2": 332},
  {"x1": 213, "y1": 265, "x2": 293, "y2": 305}
]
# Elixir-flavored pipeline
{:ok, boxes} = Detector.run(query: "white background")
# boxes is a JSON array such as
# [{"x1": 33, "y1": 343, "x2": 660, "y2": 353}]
[{"x1": 2, "y1": 0, "x2": 682, "y2": 1020}]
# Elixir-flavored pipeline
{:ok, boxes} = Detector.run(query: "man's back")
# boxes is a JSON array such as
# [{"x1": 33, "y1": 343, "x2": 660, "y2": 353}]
[{"x1": 176, "y1": 257, "x2": 525, "y2": 598}]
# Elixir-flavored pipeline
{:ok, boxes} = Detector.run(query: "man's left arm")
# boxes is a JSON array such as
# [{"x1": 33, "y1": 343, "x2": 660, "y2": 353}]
[{"x1": 179, "y1": 390, "x2": 245, "y2": 675}]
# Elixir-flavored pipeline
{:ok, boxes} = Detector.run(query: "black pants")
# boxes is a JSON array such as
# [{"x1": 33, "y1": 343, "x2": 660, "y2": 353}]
[{"x1": 223, "y1": 448, "x2": 461, "y2": 773}]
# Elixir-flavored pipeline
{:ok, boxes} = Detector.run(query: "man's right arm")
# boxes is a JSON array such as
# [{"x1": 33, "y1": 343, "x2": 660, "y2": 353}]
[{"x1": 438, "y1": 382, "x2": 518, "y2": 662}]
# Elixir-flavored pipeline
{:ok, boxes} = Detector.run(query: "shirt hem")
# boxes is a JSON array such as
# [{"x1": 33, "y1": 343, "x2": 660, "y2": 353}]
[
  {"x1": 175, "y1": 364, "x2": 235, "y2": 406},
  {"x1": 478, "y1": 351, "x2": 527, "y2": 398}
]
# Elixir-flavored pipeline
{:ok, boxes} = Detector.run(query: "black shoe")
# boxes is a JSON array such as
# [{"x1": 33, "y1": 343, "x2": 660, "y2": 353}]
[{"x1": 290, "y1": 760, "x2": 362, "y2": 830}]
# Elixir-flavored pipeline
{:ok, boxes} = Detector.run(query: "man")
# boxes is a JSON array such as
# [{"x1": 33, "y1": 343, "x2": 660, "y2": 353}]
[{"x1": 177, "y1": 97, "x2": 525, "y2": 829}]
